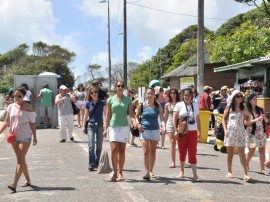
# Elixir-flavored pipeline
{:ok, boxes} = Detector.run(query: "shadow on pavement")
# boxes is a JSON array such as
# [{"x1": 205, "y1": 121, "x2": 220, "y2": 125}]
[
  {"x1": 25, "y1": 185, "x2": 76, "y2": 192},
  {"x1": 123, "y1": 169, "x2": 140, "y2": 173},
  {"x1": 197, "y1": 153, "x2": 219, "y2": 157}
]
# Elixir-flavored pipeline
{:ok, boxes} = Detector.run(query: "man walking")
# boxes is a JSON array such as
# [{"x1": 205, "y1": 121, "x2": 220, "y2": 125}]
[{"x1": 35, "y1": 82, "x2": 54, "y2": 128}]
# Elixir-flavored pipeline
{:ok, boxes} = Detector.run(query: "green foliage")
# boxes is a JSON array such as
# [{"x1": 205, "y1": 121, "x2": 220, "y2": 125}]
[
  {"x1": 0, "y1": 42, "x2": 76, "y2": 90},
  {"x1": 209, "y1": 21, "x2": 270, "y2": 64}
]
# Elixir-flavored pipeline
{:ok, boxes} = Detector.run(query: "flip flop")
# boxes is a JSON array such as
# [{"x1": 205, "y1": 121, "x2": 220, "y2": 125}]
[
  {"x1": 193, "y1": 178, "x2": 203, "y2": 182},
  {"x1": 226, "y1": 173, "x2": 234, "y2": 179},
  {"x1": 244, "y1": 176, "x2": 252, "y2": 182},
  {"x1": 150, "y1": 173, "x2": 156, "y2": 178},
  {"x1": 21, "y1": 182, "x2": 31, "y2": 187},
  {"x1": 8, "y1": 185, "x2": 16, "y2": 193},
  {"x1": 169, "y1": 163, "x2": 175, "y2": 168}
]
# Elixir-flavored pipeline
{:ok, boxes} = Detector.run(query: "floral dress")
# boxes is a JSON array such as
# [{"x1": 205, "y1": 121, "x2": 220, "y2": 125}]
[
  {"x1": 246, "y1": 114, "x2": 266, "y2": 148},
  {"x1": 224, "y1": 111, "x2": 246, "y2": 147}
]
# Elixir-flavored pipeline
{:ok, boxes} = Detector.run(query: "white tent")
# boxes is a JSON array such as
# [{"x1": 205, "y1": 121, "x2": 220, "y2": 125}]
[{"x1": 38, "y1": 71, "x2": 61, "y2": 78}]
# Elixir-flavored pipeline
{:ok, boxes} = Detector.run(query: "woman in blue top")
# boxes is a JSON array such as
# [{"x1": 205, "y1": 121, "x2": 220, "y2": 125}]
[
  {"x1": 136, "y1": 88, "x2": 165, "y2": 180},
  {"x1": 83, "y1": 86, "x2": 106, "y2": 171}
]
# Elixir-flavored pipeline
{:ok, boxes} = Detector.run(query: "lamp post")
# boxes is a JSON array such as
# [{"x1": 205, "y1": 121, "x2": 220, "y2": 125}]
[{"x1": 100, "y1": 0, "x2": 112, "y2": 92}]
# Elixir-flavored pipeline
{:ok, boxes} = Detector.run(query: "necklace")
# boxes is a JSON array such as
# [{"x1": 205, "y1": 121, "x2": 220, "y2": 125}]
[{"x1": 117, "y1": 95, "x2": 123, "y2": 103}]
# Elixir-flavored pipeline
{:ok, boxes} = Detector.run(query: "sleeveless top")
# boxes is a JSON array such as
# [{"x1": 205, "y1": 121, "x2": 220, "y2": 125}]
[
  {"x1": 141, "y1": 103, "x2": 159, "y2": 130},
  {"x1": 41, "y1": 88, "x2": 53, "y2": 107}
]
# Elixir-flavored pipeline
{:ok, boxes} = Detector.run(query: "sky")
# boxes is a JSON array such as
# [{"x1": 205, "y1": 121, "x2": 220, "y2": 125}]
[{"x1": 0, "y1": 0, "x2": 261, "y2": 82}]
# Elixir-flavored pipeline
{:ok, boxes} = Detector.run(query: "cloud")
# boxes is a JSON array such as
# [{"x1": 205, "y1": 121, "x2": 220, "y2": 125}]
[
  {"x1": 91, "y1": 52, "x2": 108, "y2": 66},
  {"x1": 138, "y1": 46, "x2": 152, "y2": 61},
  {"x1": 0, "y1": 0, "x2": 57, "y2": 53}
]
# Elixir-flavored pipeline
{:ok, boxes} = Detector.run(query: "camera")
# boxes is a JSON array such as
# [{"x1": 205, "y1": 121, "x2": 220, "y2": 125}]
[{"x1": 188, "y1": 118, "x2": 195, "y2": 125}]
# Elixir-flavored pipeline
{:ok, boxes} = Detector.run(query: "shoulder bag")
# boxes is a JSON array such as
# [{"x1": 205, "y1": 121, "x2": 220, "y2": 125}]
[{"x1": 176, "y1": 102, "x2": 193, "y2": 138}]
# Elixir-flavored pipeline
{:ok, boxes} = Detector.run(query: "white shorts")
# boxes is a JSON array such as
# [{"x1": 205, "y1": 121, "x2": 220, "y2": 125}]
[
  {"x1": 108, "y1": 126, "x2": 129, "y2": 143},
  {"x1": 76, "y1": 101, "x2": 86, "y2": 110},
  {"x1": 140, "y1": 129, "x2": 160, "y2": 141},
  {"x1": 40, "y1": 106, "x2": 53, "y2": 117}
]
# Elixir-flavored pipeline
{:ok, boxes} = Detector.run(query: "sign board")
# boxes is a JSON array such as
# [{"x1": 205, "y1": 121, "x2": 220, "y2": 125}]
[
  {"x1": 180, "y1": 77, "x2": 195, "y2": 89},
  {"x1": 137, "y1": 86, "x2": 146, "y2": 102}
]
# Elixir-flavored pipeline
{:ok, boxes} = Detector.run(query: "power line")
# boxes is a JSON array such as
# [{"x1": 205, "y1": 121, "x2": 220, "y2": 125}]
[{"x1": 128, "y1": 2, "x2": 229, "y2": 21}]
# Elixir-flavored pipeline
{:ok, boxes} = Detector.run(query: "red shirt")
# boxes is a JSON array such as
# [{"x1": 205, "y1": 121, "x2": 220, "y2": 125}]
[{"x1": 199, "y1": 93, "x2": 211, "y2": 110}]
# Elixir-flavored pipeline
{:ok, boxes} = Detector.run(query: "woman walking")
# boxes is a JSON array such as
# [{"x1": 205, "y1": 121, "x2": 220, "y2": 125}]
[
  {"x1": 245, "y1": 93, "x2": 269, "y2": 175},
  {"x1": 0, "y1": 87, "x2": 37, "y2": 193},
  {"x1": 83, "y1": 86, "x2": 106, "y2": 171},
  {"x1": 154, "y1": 86, "x2": 166, "y2": 149},
  {"x1": 222, "y1": 90, "x2": 252, "y2": 182},
  {"x1": 173, "y1": 88, "x2": 201, "y2": 181},
  {"x1": 75, "y1": 84, "x2": 86, "y2": 128},
  {"x1": 164, "y1": 88, "x2": 180, "y2": 168},
  {"x1": 103, "y1": 81, "x2": 136, "y2": 181},
  {"x1": 136, "y1": 88, "x2": 165, "y2": 180}
]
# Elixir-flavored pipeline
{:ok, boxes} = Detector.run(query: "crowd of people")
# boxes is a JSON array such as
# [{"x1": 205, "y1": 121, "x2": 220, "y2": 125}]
[{"x1": 1, "y1": 80, "x2": 270, "y2": 193}]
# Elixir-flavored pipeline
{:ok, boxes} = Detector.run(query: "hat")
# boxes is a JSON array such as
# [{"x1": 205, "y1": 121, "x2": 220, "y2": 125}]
[
  {"x1": 8, "y1": 87, "x2": 14, "y2": 93},
  {"x1": 212, "y1": 90, "x2": 220, "y2": 96},
  {"x1": 149, "y1": 80, "x2": 161, "y2": 88},
  {"x1": 227, "y1": 90, "x2": 244, "y2": 105},
  {"x1": 204, "y1": 86, "x2": 211, "y2": 91},
  {"x1": 128, "y1": 88, "x2": 136, "y2": 94},
  {"x1": 59, "y1": 85, "x2": 68, "y2": 90},
  {"x1": 221, "y1": 86, "x2": 229, "y2": 91},
  {"x1": 92, "y1": 80, "x2": 100, "y2": 85},
  {"x1": 154, "y1": 86, "x2": 163, "y2": 95}
]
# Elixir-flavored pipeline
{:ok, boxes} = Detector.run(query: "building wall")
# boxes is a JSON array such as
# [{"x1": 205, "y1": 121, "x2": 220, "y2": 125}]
[
  {"x1": 167, "y1": 63, "x2": 236, "y2": 90},
  {"x1": 204, "y1": 64, "x2": 236, "y2": 90}
]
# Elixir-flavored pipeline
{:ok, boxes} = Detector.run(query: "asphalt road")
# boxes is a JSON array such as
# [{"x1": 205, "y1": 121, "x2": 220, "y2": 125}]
[{"x1": 0, "y1": 121, "x2": 270, "y2": 202}]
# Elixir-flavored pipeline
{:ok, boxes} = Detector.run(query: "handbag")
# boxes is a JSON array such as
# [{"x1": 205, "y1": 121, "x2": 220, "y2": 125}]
[
  {"x1": 6, "y1": 105, "x2": 21, "y2": 144},
  {"x1": 97, "y1": 142, "x2": 112, "y2": 174},
  {"x1": 130, "y1": 125, "x2": 139, "y2": 137},
  {"x1": 71, "y1": 102, "x2": 80, "y2": 115},
  {"x1": 176, "y1": 116, "x2": 188, "y2": 138}
]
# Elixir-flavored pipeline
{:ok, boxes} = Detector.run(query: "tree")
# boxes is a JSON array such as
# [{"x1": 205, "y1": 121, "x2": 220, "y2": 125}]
[
  {"x1": 209, "y1": 21, "x2": 270, "y2": 64},
  {"x1": 0, "y1": 42, "x2": 76, "y2": 92},
  {"x1": 235, "y1": 0, "x2": 270, "y2": 18}
]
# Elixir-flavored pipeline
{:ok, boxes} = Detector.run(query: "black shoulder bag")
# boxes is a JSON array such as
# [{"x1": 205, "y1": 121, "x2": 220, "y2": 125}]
[{"x1": 85, "y1": 102, "x2": 99, "y2": 134}]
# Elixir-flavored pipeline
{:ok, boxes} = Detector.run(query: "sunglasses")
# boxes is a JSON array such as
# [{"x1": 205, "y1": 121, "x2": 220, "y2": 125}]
[
  {"x1": 117, "y1": 85, "x2": 125, "y2": 88},
  {"x1": 90, "y1": 91, "x2": 98, "y2": 95},
  {"x1": 159, "y1": 89, "x2": 164, "y2": 92},
  {"x1": 14, "y1": 95, "x2": 23, "y2": 99},
  {"x1": 170, "y1": 92, "x2": 176, "y2": 95},
  {"x1": 235, "y1": 94, "x2": 243, "y2": 98}
]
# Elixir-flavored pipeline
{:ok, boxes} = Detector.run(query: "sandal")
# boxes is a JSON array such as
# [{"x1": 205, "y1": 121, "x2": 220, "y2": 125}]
[
  {"x1": 111, "y1": 173, "x2": 117, "y2": 182},
  {"x1": 8, "y1": 185, "x2": 16, "y2": 193},
  {"x1": 118, "y1": 174, "x2": 125, "y2": 181},
  {"x1": 150, "y1": 173, "x2": 156, "y2": 178},
  {"x1": 244, "y1": 175, "x2": 252, "y2": 182},
  {"x1": 143, "y1": 175, "x2": 150, "y2": 180},
  {"x1": 21, "y1": 182, "x2": 31, "y2": 187},
  {"x1": 169, "y1": 163, "x2": 175, "y2": 168},
  {"x1": 226, "y1": 173, "x2": 234, "y2": 179},
  {"x1": 193, "y1": 178, "x2": 203, "y2": 182},
  {"x1": 261, "y1": 170, "x2": 268, "y2": 176}
]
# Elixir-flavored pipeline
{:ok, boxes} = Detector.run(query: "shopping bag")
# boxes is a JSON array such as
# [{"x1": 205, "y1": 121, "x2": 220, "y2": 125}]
[{"x1": 97, "y1": 142, "x2": 112, "y2": 174}]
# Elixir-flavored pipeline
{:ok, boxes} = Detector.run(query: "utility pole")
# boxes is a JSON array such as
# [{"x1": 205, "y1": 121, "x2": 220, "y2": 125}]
[
  {"x1": 197, "y1": 0, "x2": 204, "y2": 94},
  {"x1": 123, "y1": 0, "x2": 128, "y2": 86},
  {"x1": 100, "y1": 0, "x2": 112, "y2": 92}
]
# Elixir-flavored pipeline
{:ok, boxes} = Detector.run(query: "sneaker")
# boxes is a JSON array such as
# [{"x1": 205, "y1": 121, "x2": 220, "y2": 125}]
[
  {"x1": 60, "y1": 139, "x2": 66, "y2": 143},
  {"x1": 70, "y1": 137, "x2": 74, "y2": 142},
  {"x1": 40, "y1": 121, "x2": 46, "y2": 124},
  {"x1": 88, "y1": 166, "x2": 95, "y2": 171}
]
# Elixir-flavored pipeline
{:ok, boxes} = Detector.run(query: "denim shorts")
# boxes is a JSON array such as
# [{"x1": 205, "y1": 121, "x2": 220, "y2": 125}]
[{"x1": 14, "y1": 138, "x2": 32, "y2": 143}]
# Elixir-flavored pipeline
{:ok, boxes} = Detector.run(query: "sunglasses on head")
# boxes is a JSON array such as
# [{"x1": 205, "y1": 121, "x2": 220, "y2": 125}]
[
  {"x1": 14, "y1": 95, "x2": 23, "y2": 99},
  {"x1": 235, "y1": 94, "x2": 243, "y2": 98},
  {"x1": 117, "y1": 85, "x2": 125, "y2": 88},
  {"x1": 90, "y1": 91, "x2": 98, "y2": 95}
]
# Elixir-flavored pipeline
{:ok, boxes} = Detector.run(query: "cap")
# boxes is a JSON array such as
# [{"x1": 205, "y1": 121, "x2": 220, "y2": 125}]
[
  {"x1": 8, "y1": 87, "x2": 14, "y2": 93},
  {"x1": 204, "y1": 86, "x2": 211, "y2": 91},
  {"x1": 92, "y1": 80, "x2": 100, "y2": 85},
  {"x1": 154, "y1": 86, "x2": 163, "y2": 95},
  {"x1": 221, "y1": 86, "x2": 229, "y2": 91},
  {"x1": 149, "y1": 80, "x2": 161, "y2": 88},
  {"x1": 59, "y1": 85, "x2": 68, "y2": 90}
]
